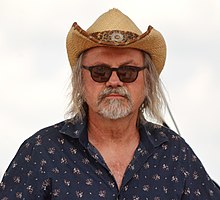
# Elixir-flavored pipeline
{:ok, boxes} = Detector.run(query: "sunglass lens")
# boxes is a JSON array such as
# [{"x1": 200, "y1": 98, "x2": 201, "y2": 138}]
[
  {"x1": 92, "y1": 66, "x2": 111, "y2": 82},
  {"x1": 118, "y1": 67, "x2": 138, "y2": 83}
]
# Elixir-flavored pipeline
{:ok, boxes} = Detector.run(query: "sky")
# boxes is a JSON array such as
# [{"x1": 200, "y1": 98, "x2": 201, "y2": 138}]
[{"x1": 0, "y1": 0, "x2": 220, "y2": 184}]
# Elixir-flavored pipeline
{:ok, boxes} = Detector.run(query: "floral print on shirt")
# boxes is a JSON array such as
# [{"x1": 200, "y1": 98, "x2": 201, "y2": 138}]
[{"x1": 1, "y1": 118, "x2": 220, "y2": 199}]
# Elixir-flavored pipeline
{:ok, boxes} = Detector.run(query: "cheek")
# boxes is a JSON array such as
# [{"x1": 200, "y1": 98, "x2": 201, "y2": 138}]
[
  {"x1": 83, "y1": 77, "x2": 102, "y2": 106},
  {"x1": 83, "y1": 72, "x2": 95, "y2": 95},
  {"x1": 83, "y1": 87, "x2": 98, "y2": 111},
  {"x1": 132, "y1": 86, "x2": 146, "y2": 103},
  {"x1": 84, "y1": 83, "x2": 96, "y2": 101},
  {"x1": 131, "y1": 77, "x2": 146, "y2": 104}
]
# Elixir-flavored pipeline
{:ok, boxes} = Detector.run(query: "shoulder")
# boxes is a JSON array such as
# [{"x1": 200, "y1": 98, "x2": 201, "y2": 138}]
[
  {"x1": 15, "y1": 120, "x2": 74, "y2": 155},
  {"x1": 18, "y1": 118, "x2": 86, "y2": 152},
  {"x1": 141, "y1": 121, "x2": 196, "y2": 156},
  {"x1": 24, "y1": 121, "x2": 66, "y2": 144},
  {"x1": 142, "y1": 122, "x2": 206, "y2": 170},
  {"x1": 141, "y1": 121, "x2": 184, "y2": 144},
  {"x1": 142, "y1": 122, "x2": 220, "y2": 198}
]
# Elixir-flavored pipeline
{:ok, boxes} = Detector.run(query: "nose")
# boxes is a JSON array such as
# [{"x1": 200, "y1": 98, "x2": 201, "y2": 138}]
[{"x1": 105, "y1": 71, "x2": 124, "y2": 87}]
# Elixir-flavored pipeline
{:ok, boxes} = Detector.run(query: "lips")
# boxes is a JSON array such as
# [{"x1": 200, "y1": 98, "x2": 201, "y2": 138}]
[
  {"x1": 106, "y1": 93, "x2": 125, "y2": 98},
  {"x1": 97, "y1": 87, "x2": 132, "y2": 105}
]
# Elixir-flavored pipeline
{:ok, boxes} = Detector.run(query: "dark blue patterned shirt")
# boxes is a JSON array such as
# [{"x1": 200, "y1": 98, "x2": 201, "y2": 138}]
[{"x1": 1, "y1": 118, "x2": 220, "y2": 199}]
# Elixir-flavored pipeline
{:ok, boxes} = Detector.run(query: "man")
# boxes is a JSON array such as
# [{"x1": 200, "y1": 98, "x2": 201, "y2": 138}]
[{"x1": 1, "y1": 8, "x2": 219, "y2": 199}]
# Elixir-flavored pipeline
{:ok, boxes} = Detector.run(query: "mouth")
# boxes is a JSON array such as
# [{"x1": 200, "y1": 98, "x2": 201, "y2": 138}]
[
  {"x1": 105, "y1": 93, "x2": 126, "y2": 99},
  {"x1": 97, "y1": 87, "x2": 131, "y2": 105}
]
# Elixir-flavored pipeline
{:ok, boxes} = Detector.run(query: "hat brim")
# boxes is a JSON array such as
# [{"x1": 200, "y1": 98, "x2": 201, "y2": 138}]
[{"x1": 66, "y1": 23, "x2": 166, "y2": 74}]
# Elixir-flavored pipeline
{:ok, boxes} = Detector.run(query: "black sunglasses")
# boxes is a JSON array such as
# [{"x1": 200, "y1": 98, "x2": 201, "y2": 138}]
[{"x1": 82, "y1": 65, "x2": 147, "y2": 83}]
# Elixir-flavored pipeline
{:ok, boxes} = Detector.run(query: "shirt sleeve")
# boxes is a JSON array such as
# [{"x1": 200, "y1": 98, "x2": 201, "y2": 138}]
[{"x1": 0, "y1": 138, "x2": 52, "y2": 199}]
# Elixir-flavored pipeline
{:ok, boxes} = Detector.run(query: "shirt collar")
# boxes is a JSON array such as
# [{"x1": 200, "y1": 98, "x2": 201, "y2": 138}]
[
  {"x1": 60, "y1": 117, "x2": 168, "y2": 151},
  {"x1": 139, "y1": 121, "x2": 169, "y2": 152},
  {"x1": 60, "y1": 118, "x2": 87, "y2": 139}
]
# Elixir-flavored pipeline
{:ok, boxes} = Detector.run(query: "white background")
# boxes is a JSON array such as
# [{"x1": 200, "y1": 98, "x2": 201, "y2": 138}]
[{"x1": 0, "y1": 0, "x2": 220, "y2": 184}]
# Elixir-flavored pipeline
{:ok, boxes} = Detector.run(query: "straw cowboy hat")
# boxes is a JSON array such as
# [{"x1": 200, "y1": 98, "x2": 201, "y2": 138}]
[{"x1": 66, "y1": 8, "x2": 166, "y2": 74}]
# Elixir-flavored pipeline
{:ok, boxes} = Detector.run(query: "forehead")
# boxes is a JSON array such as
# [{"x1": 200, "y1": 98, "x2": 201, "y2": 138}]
[{"x1": 82, "y1": 47, "x2": 144, "y2": 65}]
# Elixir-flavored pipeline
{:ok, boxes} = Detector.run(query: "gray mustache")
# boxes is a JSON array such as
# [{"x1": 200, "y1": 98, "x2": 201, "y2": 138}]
[{"x1": 98, "y1": 87, "x2": 131, "y2": 102}]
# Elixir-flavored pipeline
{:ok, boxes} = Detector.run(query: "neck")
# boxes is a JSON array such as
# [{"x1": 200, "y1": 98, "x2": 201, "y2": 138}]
[{"x1": 87, "y1": 111, "x2": 140, "y2": 146}]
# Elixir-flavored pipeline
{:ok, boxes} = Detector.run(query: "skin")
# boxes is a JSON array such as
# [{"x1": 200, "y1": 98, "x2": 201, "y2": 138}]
[{"x1": 81, "y1": 47, "x2": 146, "y2": 189}]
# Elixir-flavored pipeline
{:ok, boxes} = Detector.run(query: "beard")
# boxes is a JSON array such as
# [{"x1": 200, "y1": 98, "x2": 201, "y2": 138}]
[{"x1": 97, "y1": 87, "x2": 133, "y2": 120}]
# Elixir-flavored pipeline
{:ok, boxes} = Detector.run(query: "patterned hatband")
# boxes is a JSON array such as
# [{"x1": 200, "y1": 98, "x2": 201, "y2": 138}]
[{"x1": 89, "y1": 30, "x2": 140, "y2": 45}]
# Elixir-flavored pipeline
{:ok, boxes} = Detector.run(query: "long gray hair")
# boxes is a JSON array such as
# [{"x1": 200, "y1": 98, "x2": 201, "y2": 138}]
[{"x1": 66, "y1": 51, "x2": 167, "y2": 124}]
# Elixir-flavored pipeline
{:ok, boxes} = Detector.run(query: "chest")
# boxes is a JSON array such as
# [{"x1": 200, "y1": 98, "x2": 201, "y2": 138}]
[
  {"x1": 35, "y1": 140, "x2": 186, "y2": 199},
  {"x1": 105, "y1": 157, "x2": 132, "y2": 189},
  {"x1": 39, "y1": 152, "x2": 184, "y2": 200}
]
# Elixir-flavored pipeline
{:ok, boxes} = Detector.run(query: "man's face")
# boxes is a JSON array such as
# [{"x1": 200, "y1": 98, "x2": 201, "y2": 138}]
[{"x1": 81, "y1": 47, "x2": 146, "y2": 120}]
